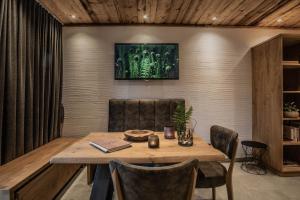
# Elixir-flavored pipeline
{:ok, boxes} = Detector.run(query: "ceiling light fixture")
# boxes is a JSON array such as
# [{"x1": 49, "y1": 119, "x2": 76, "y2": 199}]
[
  {"x1": 212, "y1": 16, "x2": 217, "y2": 21},
  {"x1": 143, "y1": 15, "x2": 148, "y2": 19},
  {"x1": 71, "y1": 14, "x2": 76, "y2": 19},
  {"x1": 277, "y1": 18, "x2": 283, "y2": 23}
]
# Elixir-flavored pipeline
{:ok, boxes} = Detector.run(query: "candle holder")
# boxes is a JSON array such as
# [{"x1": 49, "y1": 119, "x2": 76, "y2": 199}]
[
  {"x1": 164, "y1": 126, "x2": 175, "y2": 139},
  {"x1": 148, "y1": 135, "x2": 159, "y2": 148}
]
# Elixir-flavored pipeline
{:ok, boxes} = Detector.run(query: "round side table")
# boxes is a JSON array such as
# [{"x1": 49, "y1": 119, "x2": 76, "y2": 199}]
[{"x1": 241, "y1": 140, "x2": 267, "y2": 175}]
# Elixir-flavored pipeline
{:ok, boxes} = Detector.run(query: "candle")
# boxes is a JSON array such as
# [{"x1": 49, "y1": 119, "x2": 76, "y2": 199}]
[
  {"x1": 148, "y1": 135, "x2": 159, "y2": 148},
  {"x1": 164, "y1": 126, "x2": 175, "y2": 139}
]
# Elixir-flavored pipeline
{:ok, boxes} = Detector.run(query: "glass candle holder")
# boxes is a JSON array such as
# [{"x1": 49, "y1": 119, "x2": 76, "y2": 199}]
[
  {"x1": 164, "y1": 126, "x2": 175, "y2": 139},
  {"x1": 148, "y1": 135, "x2": 159, "y2": 148}
]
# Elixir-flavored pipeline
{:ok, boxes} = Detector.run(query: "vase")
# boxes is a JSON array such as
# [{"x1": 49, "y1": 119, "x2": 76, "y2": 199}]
[
  {"x1": 177, "y1": 119, "x2": 197, "y2": 147},
  {"x1": 284, "y1": 111, "x2": 299, "y2": 118},
  {"x1": 177, "y1": 129, "x2": 193, "y2": 147}
]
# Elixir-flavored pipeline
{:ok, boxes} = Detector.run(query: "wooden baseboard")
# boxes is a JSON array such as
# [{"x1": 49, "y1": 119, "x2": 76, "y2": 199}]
[{"x1": 267, "y1": 166, "x2": 300, "y2": 177}]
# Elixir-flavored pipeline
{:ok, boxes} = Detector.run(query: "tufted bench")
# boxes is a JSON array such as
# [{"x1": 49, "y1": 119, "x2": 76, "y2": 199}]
[{"x1": 108, "y1": 99, "x2": 185, "y2": 131}]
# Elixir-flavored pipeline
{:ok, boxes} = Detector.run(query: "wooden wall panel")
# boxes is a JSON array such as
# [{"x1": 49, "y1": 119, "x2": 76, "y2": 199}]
[
  {"x1": 62, "y1": 26, "x2": 300, "y2": 156},
  {"x1": 252, "y1": 36, "x2": 283, "y2": 171}
]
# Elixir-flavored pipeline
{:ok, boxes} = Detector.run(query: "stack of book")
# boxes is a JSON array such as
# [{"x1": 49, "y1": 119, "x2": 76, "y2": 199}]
[{"x1": 284, "y1": 125, "x2": 300, "y2": 142}]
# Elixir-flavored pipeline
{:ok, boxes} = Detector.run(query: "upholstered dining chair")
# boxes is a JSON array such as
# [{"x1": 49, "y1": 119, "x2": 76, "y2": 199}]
[
  {"x1": 109, "y1": 159, "x2": 199, "y2": 200},
  {"x1": 196, "y1": 125, "x2": 239, "y2": 200}
]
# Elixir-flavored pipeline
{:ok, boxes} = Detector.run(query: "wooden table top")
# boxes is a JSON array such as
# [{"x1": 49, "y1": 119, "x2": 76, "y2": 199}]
[{"x1": 50, "y1": 132, "x2": 225, "y2": 164}]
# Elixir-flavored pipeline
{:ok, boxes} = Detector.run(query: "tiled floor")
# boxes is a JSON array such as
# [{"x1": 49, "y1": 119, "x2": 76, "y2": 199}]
[{"x1": 61, "y1": 163, "x2": 300, "y2": 200}]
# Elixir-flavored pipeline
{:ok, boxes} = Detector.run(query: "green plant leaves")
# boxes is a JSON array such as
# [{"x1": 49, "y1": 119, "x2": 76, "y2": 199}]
[
  {"x1": 172, "y1": 102, "x2": 193, "y2": 132},
  {"x1": 284, "y1": 102, "x2": 300, "y2": 112},
  {"x1": 115, "y1": 44, "x2": 179, "y2": 79}
]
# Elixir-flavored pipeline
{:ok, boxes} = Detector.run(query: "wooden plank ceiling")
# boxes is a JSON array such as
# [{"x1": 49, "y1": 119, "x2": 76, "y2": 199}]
[{"x1": 38, "y1": 0, "x2": 300, "y2": 28}]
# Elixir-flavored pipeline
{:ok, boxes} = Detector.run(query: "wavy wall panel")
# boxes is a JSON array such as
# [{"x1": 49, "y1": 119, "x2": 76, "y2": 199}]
[{"x1": 63, "y1": 26, "x2": 300, "y2": 156}]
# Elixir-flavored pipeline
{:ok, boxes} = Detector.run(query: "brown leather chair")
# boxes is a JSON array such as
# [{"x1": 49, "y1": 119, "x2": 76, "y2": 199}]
[
  {"x1": 196, "y1": 125, "x2": 239, "y2": 200},
  {"x1": 109, "y1": 159, "x2": 199, "y2": 200}
]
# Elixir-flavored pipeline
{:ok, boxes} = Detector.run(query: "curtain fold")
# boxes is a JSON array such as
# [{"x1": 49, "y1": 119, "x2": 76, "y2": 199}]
[{"x1": 0, "y1": 0, "x2": 63, "y2": 165}]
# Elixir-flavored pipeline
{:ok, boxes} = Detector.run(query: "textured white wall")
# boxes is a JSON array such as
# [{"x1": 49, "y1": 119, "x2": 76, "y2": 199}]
[{"x1": 63, "y1": 26, "x2": 300, "y2": 156}]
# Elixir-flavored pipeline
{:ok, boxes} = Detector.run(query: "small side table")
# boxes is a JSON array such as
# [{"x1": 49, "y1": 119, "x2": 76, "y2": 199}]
[{"x1": 241, "y1": 140, "x2": 268, "y2": 175}]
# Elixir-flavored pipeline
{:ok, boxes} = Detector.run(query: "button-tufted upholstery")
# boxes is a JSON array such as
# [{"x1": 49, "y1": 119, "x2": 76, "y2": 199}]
[
  {"x1": 108, "y1": 99, "x2": 185, "y2": 132},
  {"x1": 109, "y1": 159, "x2": 198, "y2": 200}
]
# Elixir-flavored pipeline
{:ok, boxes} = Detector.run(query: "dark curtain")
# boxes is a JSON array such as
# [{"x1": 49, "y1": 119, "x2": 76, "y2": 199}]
[{"x1": 0, "y1": 0, "x2": 63, "y2": 165}]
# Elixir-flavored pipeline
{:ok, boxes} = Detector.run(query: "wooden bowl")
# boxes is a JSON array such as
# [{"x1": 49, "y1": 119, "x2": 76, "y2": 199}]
[
  {"x1": 284, "y1": 111, "x2": 299, "y2": 118},
  {"x1": 124, "y1": 130, "x2": 154, "y2": 142}
]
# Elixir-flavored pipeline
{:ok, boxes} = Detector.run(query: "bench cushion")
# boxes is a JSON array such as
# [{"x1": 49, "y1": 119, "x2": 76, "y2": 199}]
[
  {"x1": 139, "y1": 100, "x2": 155, "y2": 130},
  {"x1": 125, "y1": 100, "x2": 140, "y2": 130},
  {"x1": 109, "y1": 100, "x2": 125, "y2": 132}
]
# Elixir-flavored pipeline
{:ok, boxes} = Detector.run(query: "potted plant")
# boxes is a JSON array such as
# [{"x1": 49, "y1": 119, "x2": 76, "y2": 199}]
[
  {"x1": 284, "y1": 102, "x2": 300, "y2": 118},
  {"x1": 172, "y1": 102, "x2": 193, "y2": 146}
]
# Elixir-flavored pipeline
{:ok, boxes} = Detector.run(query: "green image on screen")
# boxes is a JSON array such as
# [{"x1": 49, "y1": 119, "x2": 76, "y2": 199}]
[{"x1": 115, "y1": 43, "x2": 179, "y2": 80}]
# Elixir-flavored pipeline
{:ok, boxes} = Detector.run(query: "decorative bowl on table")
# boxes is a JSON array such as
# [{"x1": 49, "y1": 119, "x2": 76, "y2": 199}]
[{"x1": 124, "y1": 130, "x2": 154, "y2": 142}]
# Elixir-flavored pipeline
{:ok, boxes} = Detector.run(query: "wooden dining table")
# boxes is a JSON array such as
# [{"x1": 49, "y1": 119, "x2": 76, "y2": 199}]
[{"x1": 51, "y1": 132, "x2": 225, "y2": 200}]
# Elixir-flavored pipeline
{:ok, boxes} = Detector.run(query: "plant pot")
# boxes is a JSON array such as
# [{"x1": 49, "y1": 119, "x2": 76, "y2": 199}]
[{"x1": 284, "y1": 111, "x2": 299, "y2": 118}]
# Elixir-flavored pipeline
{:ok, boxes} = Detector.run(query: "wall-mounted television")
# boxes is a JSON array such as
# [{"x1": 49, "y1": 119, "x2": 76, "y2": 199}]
[{"x1": 115, "y1": 43, "x2": 179, "y2": 80}]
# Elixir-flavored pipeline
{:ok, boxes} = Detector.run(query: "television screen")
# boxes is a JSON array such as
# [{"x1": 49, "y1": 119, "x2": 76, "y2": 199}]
[{"x1": 115, "y1": 43, "x2": 179, "y2": 80}]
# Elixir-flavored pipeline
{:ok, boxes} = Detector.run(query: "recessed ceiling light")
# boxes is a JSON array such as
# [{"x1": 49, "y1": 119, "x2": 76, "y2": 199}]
[
  {"x1": 212, "y1": 16, "x2": 217, "y2": 21},
  {"x1": 143, "y1": 15, "x2": 148, "y2": 19},
  {"x1": 71, "y1": 14, "x2": 76, "y2": 19},
  {"x1": 277, "y1": 18, "x2": 283, "y2": 23}
]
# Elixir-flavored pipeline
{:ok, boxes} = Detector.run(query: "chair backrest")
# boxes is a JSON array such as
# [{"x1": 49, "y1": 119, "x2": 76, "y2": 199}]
[
  {"x1": 109, "y1": 159, "x2": 199, "y2": 200},
  {"x1": 210, "y1": 125, "x2": 238, "y2": 160},
  {"x1": 108, "y1": 99, "x2": 185, "y2": 132}
]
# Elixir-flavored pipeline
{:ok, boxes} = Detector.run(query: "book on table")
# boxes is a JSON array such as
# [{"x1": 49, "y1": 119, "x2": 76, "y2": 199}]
[{"x1": 89, "y1": 139, "x2": 132, "y2": 153}]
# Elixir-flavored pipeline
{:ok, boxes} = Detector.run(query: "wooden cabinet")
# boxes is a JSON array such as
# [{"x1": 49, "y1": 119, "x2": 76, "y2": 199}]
[{"x1": 252, "y1": 34, "x2": 300, "y2": 176}]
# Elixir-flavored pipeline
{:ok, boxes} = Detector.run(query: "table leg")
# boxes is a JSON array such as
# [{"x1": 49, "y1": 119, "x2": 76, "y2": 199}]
[
  {"x1": 90, "y1": 164, "x2": 114, "y2": 200},
  {"x1": 87, "y1": 164, "x2": 97, "y2": 185}
]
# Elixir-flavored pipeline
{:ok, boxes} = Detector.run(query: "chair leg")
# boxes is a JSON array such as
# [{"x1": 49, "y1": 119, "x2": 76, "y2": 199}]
[
  {"x1": 226, "y1": 180, "x2": 233, "y2": 200},
  {"x1": 212, "y1": 187, "x2": 216, "y2": 200}
]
